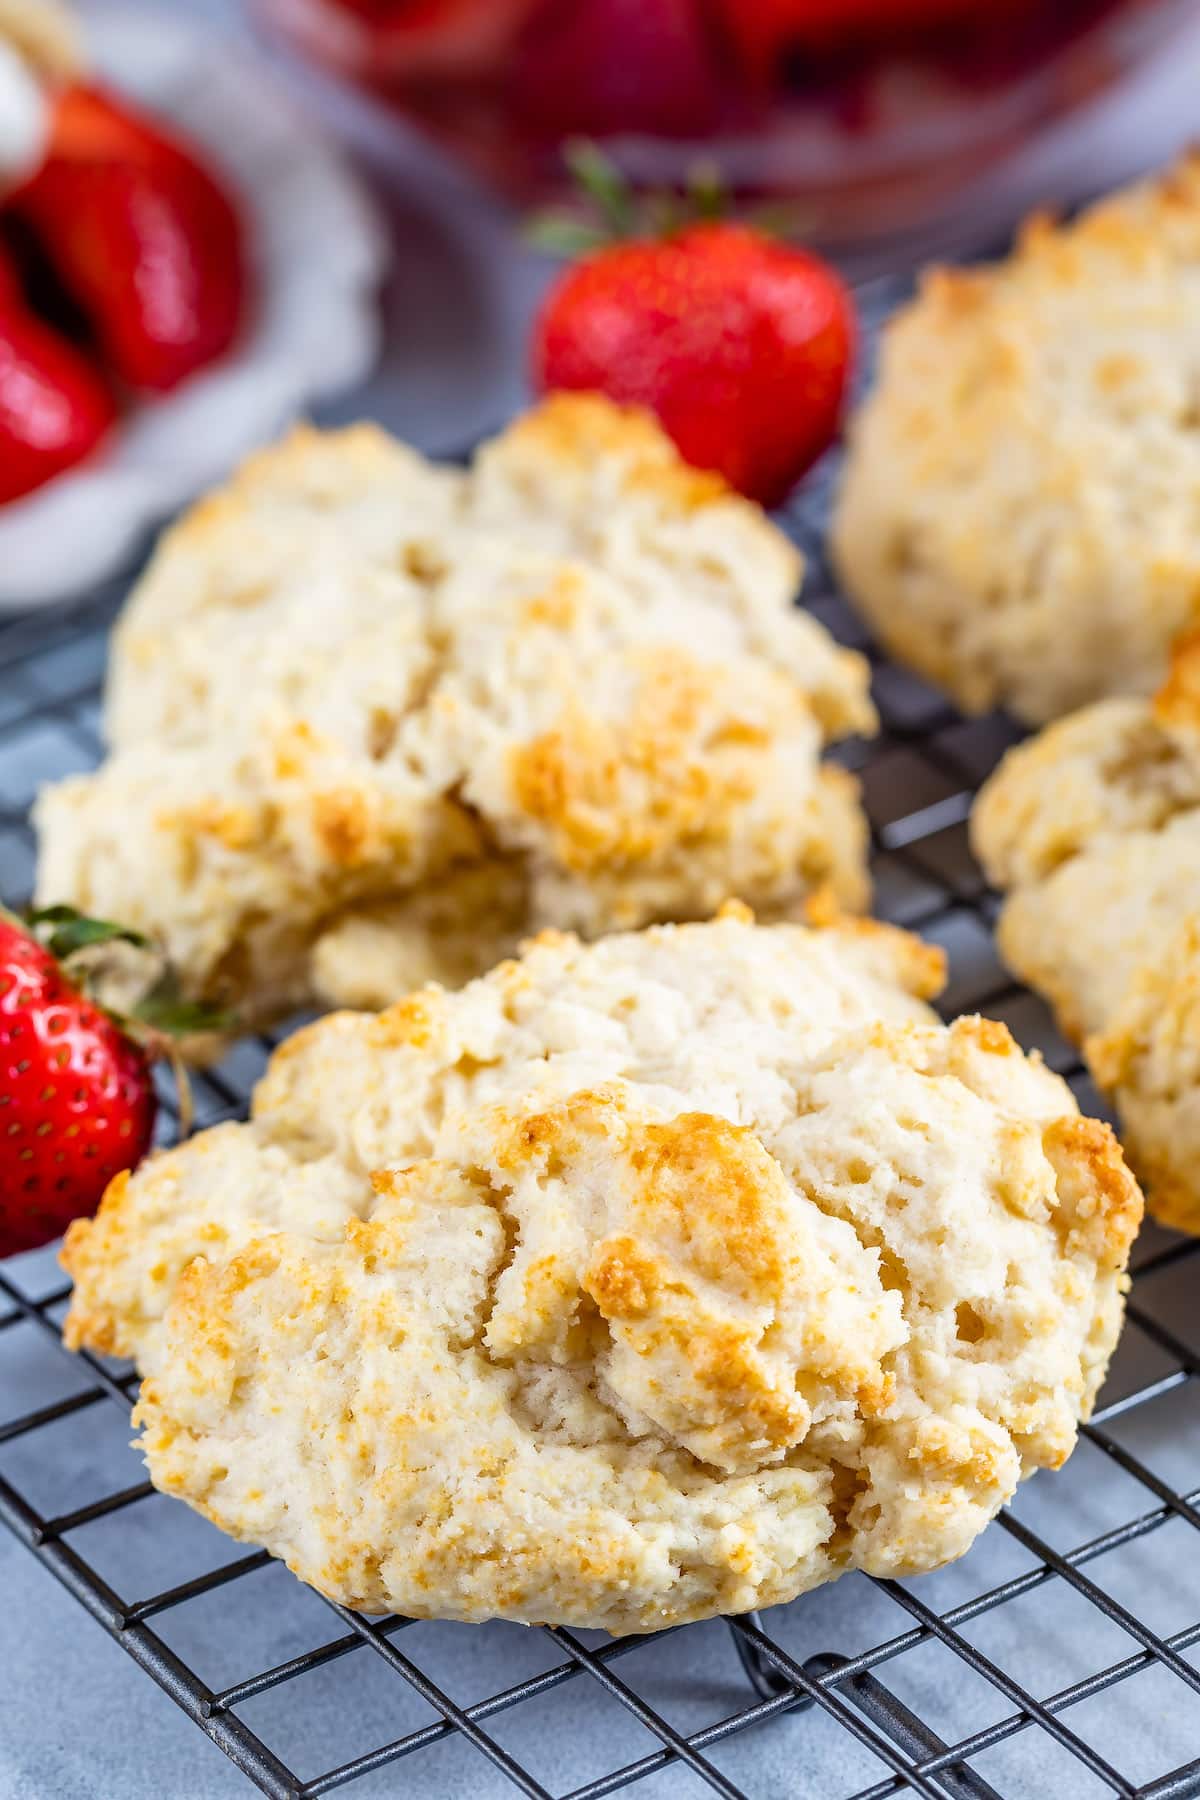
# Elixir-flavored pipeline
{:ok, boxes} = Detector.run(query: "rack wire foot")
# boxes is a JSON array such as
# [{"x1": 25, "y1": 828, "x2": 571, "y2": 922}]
[{"x1": 727, "y1": 1622, "x2": 1002, "y2": 1800}]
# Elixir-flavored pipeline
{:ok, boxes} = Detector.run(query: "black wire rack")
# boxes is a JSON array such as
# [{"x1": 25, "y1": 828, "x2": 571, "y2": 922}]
[{"x1": 4, "y1": 377, "x2": 1200, "y2": 1800}]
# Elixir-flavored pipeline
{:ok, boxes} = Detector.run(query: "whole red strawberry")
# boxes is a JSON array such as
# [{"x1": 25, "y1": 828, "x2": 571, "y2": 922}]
[
  {"x1": 0, "y1": 244, "x2": 116, "y2": 504},
  {"x1": 531, "y1": 169, "x2": 854, "y2": 507},
  {"x1": 0, "y1": 908, "x2": 223, "y2": 1258},
  {"x1": 0, "y1": 914, "x2": 153, "y2": 1256},
  {"x1": 11, "y1": 84, "x2": 245, "y2": 393}
]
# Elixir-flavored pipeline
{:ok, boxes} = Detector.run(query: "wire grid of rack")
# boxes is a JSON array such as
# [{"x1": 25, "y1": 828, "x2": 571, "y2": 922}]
[{"x1": 4, "y1": 387, "x2": 1200, "y2": 1800}]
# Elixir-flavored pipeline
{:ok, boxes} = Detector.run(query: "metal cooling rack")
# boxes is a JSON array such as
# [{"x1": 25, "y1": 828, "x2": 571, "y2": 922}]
[{"x1": 4, "y1": 442, "x2": 1200, "y2": 1800}]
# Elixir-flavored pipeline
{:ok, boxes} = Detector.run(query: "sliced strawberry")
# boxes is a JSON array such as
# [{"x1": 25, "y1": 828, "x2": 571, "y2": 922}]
[
  {"x1": 12, "y1": 85, "x2": 245, "y2": 393},
  {"x1": 0, "y1": 246, "x2": 115, "y2": 505}
]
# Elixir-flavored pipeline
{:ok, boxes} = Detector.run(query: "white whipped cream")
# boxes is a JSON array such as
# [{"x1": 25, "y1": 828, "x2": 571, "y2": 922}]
[{"x1": 0, "y1": 41, "x2": 48, "y2": 193}]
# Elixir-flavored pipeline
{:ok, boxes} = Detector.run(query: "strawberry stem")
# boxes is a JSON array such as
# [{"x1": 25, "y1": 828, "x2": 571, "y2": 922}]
[
  {"x1": 24, "y1": 902, "x2": 148, "y2": 959},
  {"x1": 130, "y1": 967, "x2": 231, "y2": 1037},
  {"x1": 686, "y1": 158, "x2": 725, "y2": 222},
  {"x1": 563, "y1": 139, "x2": 636, "y2": 238},
  {"x1": 156, "y1": 1034, "x2": 195, "y2": 1140},
  {"x1": 526, "y1": 139, "x2": 770, "y2": 258},
  {"x1": 20, "y1": 902, "x2": 232, "y2": 1041},
  {"x1": 524, "y1": 213, "x2": 615, "y2": 257}
]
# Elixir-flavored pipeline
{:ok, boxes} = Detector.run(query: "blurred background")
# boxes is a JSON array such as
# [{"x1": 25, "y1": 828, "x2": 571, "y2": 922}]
[
  {"x1": 185, "y1": 0, "x2": 1200, "y2": 450},
  {"x1": 3, "y1": 0, "x2": 1200, "y2": 581}
]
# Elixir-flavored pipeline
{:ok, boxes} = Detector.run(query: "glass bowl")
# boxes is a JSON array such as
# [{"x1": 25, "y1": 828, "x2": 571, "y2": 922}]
[{"x1": 255, "y1": 0, "x2": 1200, "y2": 267}]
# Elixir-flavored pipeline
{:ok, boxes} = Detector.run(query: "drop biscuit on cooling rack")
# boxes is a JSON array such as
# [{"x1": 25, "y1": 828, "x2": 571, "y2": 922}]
[
  {"x1": 974, "y1": 628, "x2": 1200, "y2": 1233},
  {"x1": 834, "y1": 151, "x2": 1200, "y2": 727},
  {"x1": 63, "y1": 908, "x2": 1141, "y2": 1632}
]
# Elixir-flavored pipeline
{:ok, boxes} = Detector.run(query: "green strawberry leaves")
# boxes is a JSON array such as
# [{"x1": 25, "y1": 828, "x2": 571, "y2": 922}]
[
  {"x1": 24, "y1": 902, "x2": 148, "y2": 961},
  {"x1": 526, "y1": 138, "x2": 815, "y2": 257},
  {"x1": 20, "y1": 903, "x2": 232, "y2": 1041},
  {"x1": 130, "y1": 968, "x2": 233, "y2": 1038}
]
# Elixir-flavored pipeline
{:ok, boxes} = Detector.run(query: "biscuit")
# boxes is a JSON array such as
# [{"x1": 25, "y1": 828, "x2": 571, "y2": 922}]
[
  {"x1": 62, "y1": 909, "x2": 1140, "y2": 1631},
  {"x1": 35, "y1": 396, "x2": 875, "y2": 1029},
  {"x1": 973, "y1": 631, "x2": 1200, "y2": 1231},
  {"x1": 833, "y1": 153, "x2": 1200, "y2": 726}
]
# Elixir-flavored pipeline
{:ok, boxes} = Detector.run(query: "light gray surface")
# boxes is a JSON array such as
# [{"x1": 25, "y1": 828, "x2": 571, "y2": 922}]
[{"x1": 6, "y1": 6, "x2": 1200, "y2": 1798}]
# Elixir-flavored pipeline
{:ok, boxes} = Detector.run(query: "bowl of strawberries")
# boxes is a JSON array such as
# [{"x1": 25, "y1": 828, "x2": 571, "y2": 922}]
[
  {"x1": 0, "y1": 1, "x2": 386, "y2": 606},
  {"x1": 257, "y1": 0, "x2": 1199, "y2": 264}
]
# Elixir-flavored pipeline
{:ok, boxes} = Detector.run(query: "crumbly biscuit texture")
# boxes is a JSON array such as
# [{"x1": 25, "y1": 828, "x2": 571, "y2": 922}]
[
  {"x1": 62, "y1": 912, "x2": 1140, "y2": 1631},
  {"x1": 974, "y1": 633, "x2": 1200, "y2": 1230},
  {"x1": 36, "y1": 397, "x2": 875, "y2": 1026},
  {"x1": 834, "y1": 152, "x2": 1200, "y2": 725}
]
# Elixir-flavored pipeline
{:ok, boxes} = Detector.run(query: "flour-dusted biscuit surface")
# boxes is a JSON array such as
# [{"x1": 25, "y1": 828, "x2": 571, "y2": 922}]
[
  {"x1": 834, "y1": 153, "x2": 1200, "y2": 726},
  {"x1": 974, "y1": 633, "x2": 1200, "y2": 1231},
  {"x1": 35, "y1": 395, "x2": 875, "y2": 1029},
  {"x1": 62, "y1": 910, "x2": 1141, "y2": 1632}
]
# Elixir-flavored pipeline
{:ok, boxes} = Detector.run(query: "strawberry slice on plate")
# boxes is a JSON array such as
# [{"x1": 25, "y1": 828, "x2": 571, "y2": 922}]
[
  {"x1": 0, "y1": 242, "x2": 115, "y2": 504},
  {"x1": 11, "y1": 84, "x2": 246, "y2": 393}
]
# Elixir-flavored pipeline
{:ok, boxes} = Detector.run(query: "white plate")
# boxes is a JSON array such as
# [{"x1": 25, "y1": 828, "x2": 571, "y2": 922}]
[{"x1": 0, "y1": 4, "x2": 387, "y2": 607}]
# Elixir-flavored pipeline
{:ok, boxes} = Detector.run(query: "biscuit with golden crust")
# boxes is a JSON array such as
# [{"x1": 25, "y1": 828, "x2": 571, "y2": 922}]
[
  {"x1": 834, "y1": 153, "x2": 1200, "y2": 725},
  {"x1": 62, "y1": 910, "x2": 1140, "y2": 1631},
  {"x1": 37, "y1": 396, "x2": 875, "y2": 1029},
  {"x1": 974, "y1": 632, "x2": 1200, "y2": 1230}
]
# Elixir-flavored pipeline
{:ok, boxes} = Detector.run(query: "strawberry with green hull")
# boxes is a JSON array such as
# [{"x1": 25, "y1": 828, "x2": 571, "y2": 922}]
[
  {"x1": 530, "y1": 148, "x2": 855, "y2": 508},
  {"x1": 0, "y1": 907, "x2": 224, "y2": 1258},
  {"x1": 306, "y1": 0, "x2": 539, "y2": 79}
]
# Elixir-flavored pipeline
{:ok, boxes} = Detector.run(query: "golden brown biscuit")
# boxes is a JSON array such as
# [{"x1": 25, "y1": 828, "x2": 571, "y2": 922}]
[
  {"x1": 974, "y1": 631, "x2": 1200, "y2": 1230},
  {"x1": 834, "y1": 154, "x2": 1200, "y2": 726},
  {"x1": 63, "y1": 909, "x2": 1140, "y2": 1631}
]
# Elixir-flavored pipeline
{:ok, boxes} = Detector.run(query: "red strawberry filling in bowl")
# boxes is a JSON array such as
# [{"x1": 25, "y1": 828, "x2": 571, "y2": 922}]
[
  {"x1": 532, "y1": 209, "x2": 855, "y2": 508},
  {"x1": 258, "y1": 0, "x2": 1198, "y2": 263}
]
